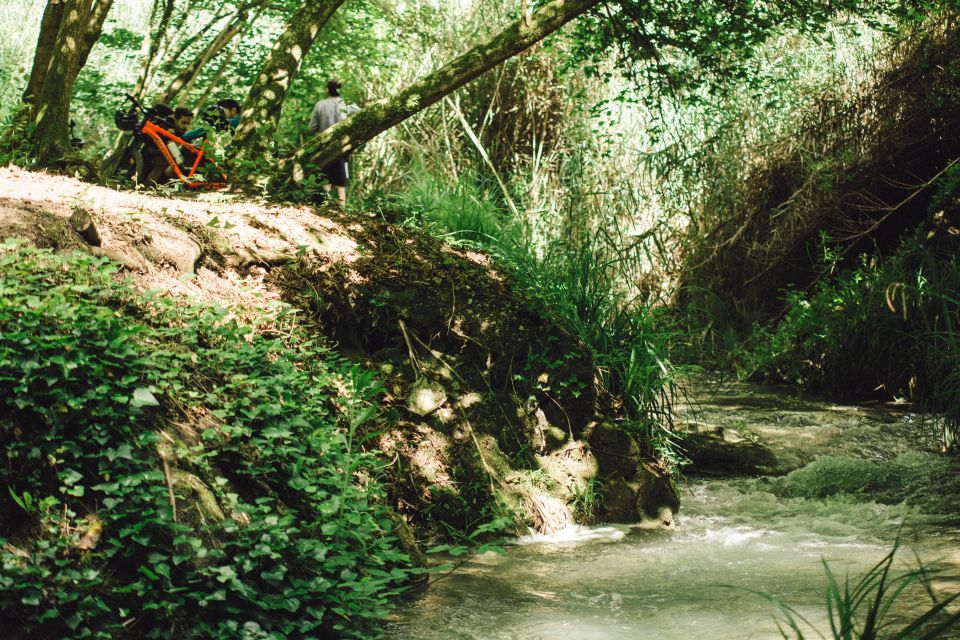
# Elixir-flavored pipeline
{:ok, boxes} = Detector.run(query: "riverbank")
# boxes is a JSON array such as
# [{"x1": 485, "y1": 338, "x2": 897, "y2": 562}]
[
  {"x1": 0, "y1": 167, "x2": 679, "y2": 638},
  {"x1": 386, "y1": 377, "x2": 960, "y2": 639}
]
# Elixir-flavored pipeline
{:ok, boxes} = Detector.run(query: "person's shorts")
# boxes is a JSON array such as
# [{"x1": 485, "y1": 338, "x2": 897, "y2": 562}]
[{"x1": 321, "y1": 158, "x2": 348, "y2": 187}]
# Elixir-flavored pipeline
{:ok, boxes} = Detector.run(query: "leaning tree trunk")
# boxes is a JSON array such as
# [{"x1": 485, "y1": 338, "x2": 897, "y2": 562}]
[
  {"x1": 31, "y1": 0, "x2": 114, "y2": 164},
  {"x1": 283, "y1": 0, "x2": 602, "y2": 180},
  {"x1": 131, "y1": 0, "x2": 176, "y2": 101},
  {"x1": 155, "y1": 10, "x2": 248, "y2": 106},
  {"x1": 231, "y1": 0, "x2": 346, "y2": 168}
]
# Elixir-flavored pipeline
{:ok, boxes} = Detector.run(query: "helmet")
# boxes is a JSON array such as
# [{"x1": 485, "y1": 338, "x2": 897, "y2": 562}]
[{"x1": 114, "y1": 108, "x2": 138, "y2": 131}]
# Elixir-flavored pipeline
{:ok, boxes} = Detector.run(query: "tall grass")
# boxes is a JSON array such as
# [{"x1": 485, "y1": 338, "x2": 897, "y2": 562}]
[
  {"x1": 377, "y1": 168, "x2": 685, "y2": 466},
  {"x1": 766, "y1": 541, "x2": 960, "y2": 639},
  {"x1": 740, "y1": 220, "x2": 960, "y2": 452}
]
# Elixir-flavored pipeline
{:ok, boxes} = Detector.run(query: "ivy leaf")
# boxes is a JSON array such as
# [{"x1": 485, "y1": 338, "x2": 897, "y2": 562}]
[{"x1": 131, "y1": 387, "x2": 159, "y2": 408}]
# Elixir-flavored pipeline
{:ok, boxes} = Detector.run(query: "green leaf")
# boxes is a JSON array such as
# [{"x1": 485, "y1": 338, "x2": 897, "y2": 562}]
[
  {"x1": 131, "y1": 387, "x2": 159, "y2": 408},
  {"x1": 21, "y1": 593, "x2": 41, "y2": 606}
]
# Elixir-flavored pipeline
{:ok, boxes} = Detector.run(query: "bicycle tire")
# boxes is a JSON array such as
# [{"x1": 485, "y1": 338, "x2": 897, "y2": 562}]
[{"x1": 100, "y1": 147, "x2": 143, "y2": 182}]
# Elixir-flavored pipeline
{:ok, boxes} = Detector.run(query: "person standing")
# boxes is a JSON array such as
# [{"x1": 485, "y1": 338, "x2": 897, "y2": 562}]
[{"x1": 308, "y1": 79, "x2": 359, "y2": 206}]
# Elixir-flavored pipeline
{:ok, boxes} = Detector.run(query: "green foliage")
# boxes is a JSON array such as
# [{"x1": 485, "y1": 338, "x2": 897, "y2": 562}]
[
  {"x1": 501, "y1": 230, "x2": 680, "y2": 450},
  {"x1": 0, "y1": 242, "x2": 416, "y2": 639},
  {"x1": 764, "y1": 541, "x2": 960, "y2": 639},
  {"x1": 380, "y1": 169, "x2": 684, "y2": 467},
  {"x1": 425, "y1": 515, "x2": 512, "y2": 562},
  {"x1": 388, "y1": 164, "x2": 507, "y2": 244},
  {"x1": 768, "y1": 453, "x2": 960, "y2": 514},
  {"x1": 571, "y1": 0, "x2": 936, "y2": 108},
  {"x1": 569, "y1": 479, "x2": 603, "y2": 525},
  {"x1": 738, "y1": 223, "x2": 960, "y2": 452}
]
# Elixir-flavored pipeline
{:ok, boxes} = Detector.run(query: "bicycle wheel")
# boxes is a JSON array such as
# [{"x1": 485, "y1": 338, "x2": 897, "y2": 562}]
[{"x1": 100, "y1": 147, "x2": 143, "y2": 182}]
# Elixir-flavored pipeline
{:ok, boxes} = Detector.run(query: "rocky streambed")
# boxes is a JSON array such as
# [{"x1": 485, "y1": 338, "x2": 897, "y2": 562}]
[{"x1": 386, "y1": 376, "x2": 960, "y2": 639}]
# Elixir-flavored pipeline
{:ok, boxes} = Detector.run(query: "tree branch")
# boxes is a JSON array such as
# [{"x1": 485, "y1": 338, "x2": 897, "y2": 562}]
[{"x1": 282, "y1": 0, "x2": 603, "y2": 180}]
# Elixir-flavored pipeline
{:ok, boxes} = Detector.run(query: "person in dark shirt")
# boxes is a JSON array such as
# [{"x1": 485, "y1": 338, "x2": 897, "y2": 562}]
[
  {"x1": 217, "y1": 98, "x2": 241, "y2": 128},
  {"x1": 173, "y1": 107, "x2": 197, "y2": 168},
  {"x1": 308, "y1": 80, "x2": 359, "y2": 206},
  {"x1": 174, "y1": 107, "x2": 194, "y2": 134}
]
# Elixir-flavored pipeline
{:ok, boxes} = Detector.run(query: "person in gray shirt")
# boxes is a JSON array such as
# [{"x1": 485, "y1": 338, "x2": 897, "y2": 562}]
[{"x1": 309, "y1": 79, "x2": 360, "y2": 206}]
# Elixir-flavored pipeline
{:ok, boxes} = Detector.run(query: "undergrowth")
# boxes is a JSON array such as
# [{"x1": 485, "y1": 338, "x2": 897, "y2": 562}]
[
  {"x1": 768, "y1": 453, "x2": 960, "y2": 515},
  {"x1": 0, "y1": 242, "x2": 416, "y2": 639},
  {"x1": 737, "y1": 208, "x2": 960, "y2": 452},
  {"x1": 377, "y1": 170, "x2": 685, "y2": 469}
]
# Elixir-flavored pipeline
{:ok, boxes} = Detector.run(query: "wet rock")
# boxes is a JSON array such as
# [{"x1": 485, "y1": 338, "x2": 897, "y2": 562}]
[
  {"x1": 601, "y1": 473, "x2": 639, "y2": 522},
  {"x1": 635, "y1": 463, "x2": 680, "y2": 522},
  {"x1": 588, "y1": 422, "x2": 640, "y2": 479},
  {"x1": 598, "y1": 464, "x2": 679, "y2": 525},
  {"x1": 682, "y1": 432, "x2": 779, "y2": 476},
  {"x1": 69, "y1": 207, "x2": 101, "y2": 246}
]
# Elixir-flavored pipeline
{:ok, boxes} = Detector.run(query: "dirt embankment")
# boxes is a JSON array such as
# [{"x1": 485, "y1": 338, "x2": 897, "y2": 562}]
[{"x1": 0, "y1": 166, "x2": 678, "y2": 538}]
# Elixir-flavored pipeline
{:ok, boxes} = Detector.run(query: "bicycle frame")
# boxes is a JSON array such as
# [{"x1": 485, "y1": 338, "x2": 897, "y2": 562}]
[{"x1": 138, "y1": 120, "x2": 227, "y2": 190}]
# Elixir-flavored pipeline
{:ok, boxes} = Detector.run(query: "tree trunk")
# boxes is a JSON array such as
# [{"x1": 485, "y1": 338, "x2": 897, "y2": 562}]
[
  {"x1": 284, "y1": 0, "x2": 601, "y2": 179},
  {"x1": 193, "y1": 15, "x2": 253, "y2": 113},
  {"x1": 21, "y1": 0, "x2": 66, "y2": 117},
  {"x1": 155, "y1": 11, "x2": 247, "y2": 106},
  {"x1": 231, "y1": 0, "x2": 346, "y2": 167},
  {"x1": 131, "y1": 0, "x2": 176, "y2": 100},
  {"x1": 31, "y1": 0, "x2": 114, "y2": 163}
]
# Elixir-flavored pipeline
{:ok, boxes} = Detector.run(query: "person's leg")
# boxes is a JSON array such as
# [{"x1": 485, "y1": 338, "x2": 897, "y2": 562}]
[{"x1": 336, "y1": 186, "x2": 346, "y2": 206}]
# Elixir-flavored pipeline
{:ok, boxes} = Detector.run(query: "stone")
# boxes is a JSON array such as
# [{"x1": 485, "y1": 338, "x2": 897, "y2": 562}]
[
  {"x1": 143, "y1": 230, "x2": 202, "y2": 273},
  {"x1": 600, "y1": 473, "x2": 639, "y2": 522},
  {"x1": 682, "y1": 432, "x2": 779, "y2": 476},
  {"x1": 543, "y1": 425, "x2": 568, "y2": 450},
  {"x1": 635, "y1": 463, "x2": 680, "y2": 522},
  {"x1": 588, "y1": 422, "x2": 640, "y2": 479},
  {"x1": 406, "y1": 378, "x2": 447, "y2": 416},
  {"x1": 69, "y1": 207, "x2": 101, "y2": 246}
]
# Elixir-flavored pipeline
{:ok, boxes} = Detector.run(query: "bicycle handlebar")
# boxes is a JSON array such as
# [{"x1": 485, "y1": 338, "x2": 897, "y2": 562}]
[{"x1": 124, "y1": 93, "x2": 144, "y2": 112}]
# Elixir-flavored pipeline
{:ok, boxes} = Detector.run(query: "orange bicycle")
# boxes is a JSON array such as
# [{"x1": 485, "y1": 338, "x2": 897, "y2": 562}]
[{"x1": 100, "y1": 94, "x2": 227, "y2": 190}]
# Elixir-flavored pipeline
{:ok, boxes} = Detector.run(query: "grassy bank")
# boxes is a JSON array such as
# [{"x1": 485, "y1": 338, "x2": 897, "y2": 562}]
[{"x1": 373, "y1": 168, "x2": 684, "y2": 468}]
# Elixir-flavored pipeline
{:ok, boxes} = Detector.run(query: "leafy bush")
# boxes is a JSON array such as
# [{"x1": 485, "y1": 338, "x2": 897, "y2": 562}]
[
  {"x1": 740, "y1": 222, "x2": 960, "y2": 452},
  {"x1": 0, "y1": 242, "x2": 415, "y2": 639}
]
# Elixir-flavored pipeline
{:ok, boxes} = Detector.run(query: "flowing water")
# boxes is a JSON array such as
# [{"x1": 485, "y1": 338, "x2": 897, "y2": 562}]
[{"x1": 387, "y1": 378, "x2": 960, "y2": 639}]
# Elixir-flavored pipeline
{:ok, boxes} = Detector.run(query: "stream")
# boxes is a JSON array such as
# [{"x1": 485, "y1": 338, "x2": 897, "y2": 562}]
[{"x1": 386, "y1": 377, "x2": 960, "y2": 640}]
